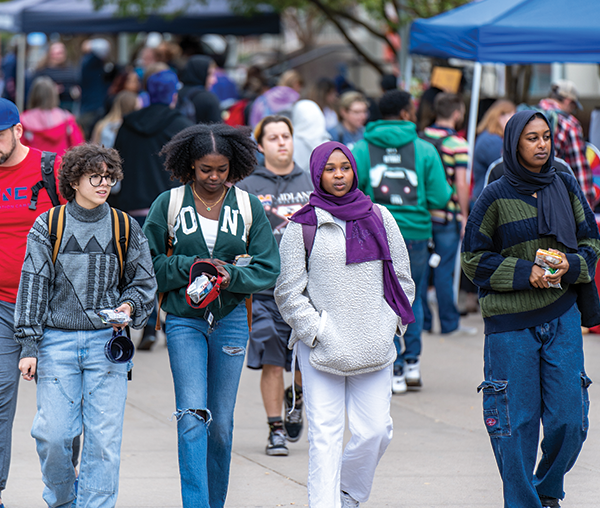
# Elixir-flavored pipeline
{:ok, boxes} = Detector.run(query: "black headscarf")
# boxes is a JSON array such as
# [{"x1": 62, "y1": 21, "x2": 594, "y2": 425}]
[{"x1": 503, "y1": 110, "x2": 578, "y2": 250}]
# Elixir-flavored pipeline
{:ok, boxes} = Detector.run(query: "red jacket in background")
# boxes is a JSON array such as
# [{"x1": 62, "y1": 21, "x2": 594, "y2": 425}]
[{"x1": 21, "y1": 108, "x2": 85, "y2": 156}]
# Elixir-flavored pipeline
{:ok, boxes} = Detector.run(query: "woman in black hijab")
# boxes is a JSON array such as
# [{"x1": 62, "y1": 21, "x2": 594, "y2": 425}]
[{"x1": 462, "y1": 111, "x2": 600, "y2": 508}]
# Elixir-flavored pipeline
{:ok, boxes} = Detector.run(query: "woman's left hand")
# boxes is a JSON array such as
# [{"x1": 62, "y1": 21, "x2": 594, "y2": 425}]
[
  {"x1": 196, "y1": 258, "x2": 231, "y2": 289},
  {"x1": 544, "y1": 248, "x2": 569, "y2": 285},
  {"x1": 112, "y1": 303, "x2": 131, "y2": 331},
  {"x1": 217, "y1": 266, "x2": 231, "y2": 289}
]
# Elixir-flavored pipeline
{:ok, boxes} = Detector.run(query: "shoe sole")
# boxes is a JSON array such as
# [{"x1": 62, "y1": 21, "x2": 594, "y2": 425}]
[
  {"x1": 406, "y1": 378, "x2": 422, "y2": 387},
  {"x1": 285, "y1": 429, "x2": 303, "y2": 443},
  {"x1": 265, "y1": 447, "x2": 289, "y2": 456}
]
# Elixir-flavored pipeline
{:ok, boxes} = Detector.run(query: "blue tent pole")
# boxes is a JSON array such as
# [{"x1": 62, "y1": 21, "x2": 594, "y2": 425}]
[
  {"x1": 466, "y1": 62, "x2": 482, "y2": 184},
  {"x1": 403, "y1": 56, "x2": 412, "y2": 92},
  {"x1": 456, "y1": 61, "x2": 482, "y2": 304}
]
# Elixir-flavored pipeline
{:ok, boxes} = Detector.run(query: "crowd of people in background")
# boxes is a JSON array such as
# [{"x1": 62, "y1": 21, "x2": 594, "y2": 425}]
[{"x1": 1, "y1": 32, "x2": 599, "y2": 508}]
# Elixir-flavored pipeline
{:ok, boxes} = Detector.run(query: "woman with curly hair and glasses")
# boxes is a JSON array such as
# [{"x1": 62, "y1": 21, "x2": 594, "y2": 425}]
[
  {"x1": 143, "y1": 123, "x2": 280, "y2": 508},
  {"x1": 14, "y1": 144, "x2": 157, "y2": 508}
]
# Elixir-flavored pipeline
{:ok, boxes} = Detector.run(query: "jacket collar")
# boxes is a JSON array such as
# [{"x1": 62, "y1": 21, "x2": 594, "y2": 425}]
[{"x1": 315, "y1": 207, "x2": 337, "y2": 227}]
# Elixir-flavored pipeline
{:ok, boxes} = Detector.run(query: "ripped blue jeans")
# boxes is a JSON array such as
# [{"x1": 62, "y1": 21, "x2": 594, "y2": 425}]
[
  {"x1": 478, "y1": 303, "x2": 590, "y2": 508},
  {"x1": 165, "y1": 303, "x2": 249, "y2": 508}
]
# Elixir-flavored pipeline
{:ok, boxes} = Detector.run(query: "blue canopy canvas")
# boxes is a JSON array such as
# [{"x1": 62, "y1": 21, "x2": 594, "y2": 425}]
[
  {"x1": 410, "y1": 0, "x2": 600, "y2": 64},
  {"x1": 0, "y1": 0, "x2": 279, "y2": 35}
]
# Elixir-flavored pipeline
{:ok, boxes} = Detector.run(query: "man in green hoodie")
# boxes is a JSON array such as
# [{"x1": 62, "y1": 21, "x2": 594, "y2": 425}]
[{"x1": 352, "y1": 89, "x2": 451, "y2": 394}]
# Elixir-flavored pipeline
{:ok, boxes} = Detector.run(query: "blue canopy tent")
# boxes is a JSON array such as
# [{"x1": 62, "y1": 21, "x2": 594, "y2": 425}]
[
  {"x1": 0, "y1": 0, "x2": 280, "y2": 35},
  {"x1": 408, "y1": 0, "x2": 600, "y2": 171},
  {"x1": 407, "y1": 0, "x2": 600, "y2": 302},
  {"x1": 409, "y1": 0, "x2": 600, "y2": 64},
  {"x1": 0, "y1": 0, "x2": 280, "y2": 108}
]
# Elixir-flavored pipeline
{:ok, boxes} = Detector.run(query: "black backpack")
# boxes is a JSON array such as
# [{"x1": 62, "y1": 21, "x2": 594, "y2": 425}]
[
  {"x1": 177, "y1": 86, "x2": 204, "y2": 123},
  {"x1": 29, "y1": 151, "x2": 60, "y2": 210}
]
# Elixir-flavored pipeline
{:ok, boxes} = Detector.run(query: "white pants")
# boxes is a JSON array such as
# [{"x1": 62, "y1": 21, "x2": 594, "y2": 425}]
[{"x1": 297, "y1": 341, "x2": 394, "y2": 508}]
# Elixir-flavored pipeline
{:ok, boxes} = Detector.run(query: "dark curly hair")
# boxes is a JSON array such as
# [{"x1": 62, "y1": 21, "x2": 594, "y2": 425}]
[
  {"x1": 160, "y1": 124, "x2": 257, "y2": 184},
  {"x1": 379, "y1": 90, "x2": 412, "y2": 119},
  {"x1": 59, "y1": 144, "x2": 123, "y2": 202}
]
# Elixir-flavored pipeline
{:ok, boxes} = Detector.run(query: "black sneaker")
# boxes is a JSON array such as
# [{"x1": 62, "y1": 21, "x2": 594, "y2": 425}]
[
  {"x1": 284, "y1": 385, "x2": 303, "y2": 442},
  {"x1": 266, "y1": 427, "x2": 288, "y2": 456},
  {"x1": 539, "y1": 495, "x2": 560, "y2": 508}
]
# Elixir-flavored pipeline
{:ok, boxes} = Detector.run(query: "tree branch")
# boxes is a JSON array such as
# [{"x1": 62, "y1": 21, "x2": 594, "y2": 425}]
[
  {"x1": 304, "y1": 0, "x2": 388, "y2": 71},
  {"x1": 330, "y1": 8, "x2": 398, "y2": 59}
]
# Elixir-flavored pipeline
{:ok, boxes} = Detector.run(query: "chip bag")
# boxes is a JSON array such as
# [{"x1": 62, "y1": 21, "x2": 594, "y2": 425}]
[{"x1": 535, "y1": 249, "x2": 562, "y2": 289}]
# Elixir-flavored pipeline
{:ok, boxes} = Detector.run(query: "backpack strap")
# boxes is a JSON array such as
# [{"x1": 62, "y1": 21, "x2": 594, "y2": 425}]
[
  {"x1": 302, "y1": 223, "x2": 317, "y2": 260},
  {"x1": 156, "y1": 185, "x2": 186, "y2": 331},
  {"x1": 111, "y1": 208, "x2": 130, "y2": 283},
  {"x1": 48, "y1": 205, "x2": 66, "y2": 263},
  {"x1": 234, "y1": 186, "x2": 254, "y2": 330},
  {"x1": 30, "y1": 151, "x2": 59, "y2": 210},
  {"x1": 167, "y1": 185, "x2": 186, "y2": 244},
  {"x1": 234, "y1": 186, "x2": 253, "y2": 244}
]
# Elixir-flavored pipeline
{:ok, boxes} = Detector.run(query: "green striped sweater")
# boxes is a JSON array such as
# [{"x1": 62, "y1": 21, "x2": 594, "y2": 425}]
[{"x1": 461, "y1": 173, "x2": 600, "y2": 334}]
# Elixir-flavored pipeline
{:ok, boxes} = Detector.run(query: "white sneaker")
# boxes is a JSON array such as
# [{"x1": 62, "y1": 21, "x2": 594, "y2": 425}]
[
  {"x1": 444, "y1": 325, "x2": 478, "y2": 336},
  {"x1": 392, "y1": 372, "x2": 407, "y2": 394},
  {"x1": 405, "y1": 360, "x2": 422, "y2": 388},
  {"x1": 341, "y1": 490, "x2": 360, "y2": 507}
]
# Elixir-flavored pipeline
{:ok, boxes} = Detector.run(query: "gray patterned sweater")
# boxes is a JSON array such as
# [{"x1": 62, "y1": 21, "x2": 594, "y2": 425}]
[{"x1": 14, "y1": 201, "x2": 157, "y2": 359}]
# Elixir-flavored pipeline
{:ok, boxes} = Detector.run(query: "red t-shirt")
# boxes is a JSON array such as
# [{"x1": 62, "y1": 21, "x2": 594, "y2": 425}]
[{"x1": 0, "y1": 148, "x2": 63, "y2": 303}]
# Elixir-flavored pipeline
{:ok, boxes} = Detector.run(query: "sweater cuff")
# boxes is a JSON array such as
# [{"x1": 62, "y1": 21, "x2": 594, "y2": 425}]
[
  {"x1": 19, "y1": 339, "x2": 39, "y2": 360},
  {"x1": 562, "y1": 253, "x2": 582, "y2": 284},
  {"x1": 513, "y1": 259, "x2": 536, "y2": 290}
]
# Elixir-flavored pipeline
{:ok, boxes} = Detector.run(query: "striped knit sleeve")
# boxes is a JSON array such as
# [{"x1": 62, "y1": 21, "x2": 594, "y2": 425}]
[
  {"x1": 559, "y1": 174, "x2": 600, "y2": 285},
  {"x1": 461, "y1": 186, "x2": 534, "y2": 292},
  {"x1": 14, "y1": 213, "x2": 54, "y2": 359}
]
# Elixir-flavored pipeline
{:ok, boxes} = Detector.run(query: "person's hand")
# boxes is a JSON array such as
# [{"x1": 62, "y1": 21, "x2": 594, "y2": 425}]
[
  {"x1": 544, "y1": 249, "x2": 569, "y2": 286},
  {"x1": 113, "y1": 303, "x2": 131, "y2": 331},
  {"x1": 530, "y1": 264, "x2": 549, "y2": 289},
  {"x1": 216, "y1": 266, "x2": 231, "y2": 289},
  {"x1": 196, "y1": 258, "x2": 230, "y2": 288},
  {"x1": 19, "y1": 357, "x2": 37, "y2": 381}
]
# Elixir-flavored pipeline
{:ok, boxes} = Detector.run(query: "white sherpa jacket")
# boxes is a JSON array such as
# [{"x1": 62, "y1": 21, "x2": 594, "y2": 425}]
[{"x1": 274, "y1": 205, "x2": 415, "y2": 376}]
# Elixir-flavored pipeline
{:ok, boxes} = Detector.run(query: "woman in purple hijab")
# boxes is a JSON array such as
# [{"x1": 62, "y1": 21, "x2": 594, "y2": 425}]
[{"x1": 275, "y1": 141, "x2": 415, "y2": 508}]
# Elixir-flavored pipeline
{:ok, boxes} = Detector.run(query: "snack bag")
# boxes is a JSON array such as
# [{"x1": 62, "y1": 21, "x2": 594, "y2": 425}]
[
  {"x1": 97, "y1": 309, "x2": 132, "y2": 325},
  {"x1": 535, "y1": 249, "x2": 562, "y2": 289},
  {"x1": 187, "y1": 274, "x2": 214, "y2": 304}
]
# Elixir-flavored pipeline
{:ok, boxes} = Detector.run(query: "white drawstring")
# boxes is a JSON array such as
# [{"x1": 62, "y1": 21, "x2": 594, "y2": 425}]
[{"x1": 288, "y1": 341, "x2": 299, "y2": 415}]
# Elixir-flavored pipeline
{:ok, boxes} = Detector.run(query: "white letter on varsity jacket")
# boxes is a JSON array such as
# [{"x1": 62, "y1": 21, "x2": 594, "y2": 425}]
[{"x1": 220, "y1": 206, "x2": 239, "y2": 237}]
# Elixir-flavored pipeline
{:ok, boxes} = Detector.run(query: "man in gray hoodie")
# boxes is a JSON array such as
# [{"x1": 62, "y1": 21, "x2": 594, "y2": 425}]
[{"x1": 237, "y1": 115, "x2": 313, "y2": 457}]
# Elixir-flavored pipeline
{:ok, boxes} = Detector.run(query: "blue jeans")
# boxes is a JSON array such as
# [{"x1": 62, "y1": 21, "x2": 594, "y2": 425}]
[
  {"x1": 32, "y1": 328, "x2": 128, "y2": 508},
  {"x1": 479, "y1": 304, "x2": 590, "y2": 507},
  {"x1": 165, "y1": 303, "x2": 248, "y2": 508},
  {"x1": 394, "y1": 239, "x2": 428, "y2": 369},
  {"x1": 0, "y1": 299, "x2": 20, "y2": 495},
  {"x1": 422, "y1": 219, "x2": 461, "y2": 334}
]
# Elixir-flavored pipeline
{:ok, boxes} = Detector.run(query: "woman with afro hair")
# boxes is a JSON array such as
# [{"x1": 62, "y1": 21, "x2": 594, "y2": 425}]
[{"x1": 143, "y1": 123, "x2": 280, "y2": 508}]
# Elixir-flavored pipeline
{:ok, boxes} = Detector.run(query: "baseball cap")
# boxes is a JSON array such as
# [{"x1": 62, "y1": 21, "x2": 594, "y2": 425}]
[
  {"x1": 0, "y1": 98, "x2": 20, "y2": 130},
  {"x1": 551, "y1": 80, "x2": 583, "y2": 110},
  {"x1": 146, "y1": 69, "x2": 179, "y2": 106}
]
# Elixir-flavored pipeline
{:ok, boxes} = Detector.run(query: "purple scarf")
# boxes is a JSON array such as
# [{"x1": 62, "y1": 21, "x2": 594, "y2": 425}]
[{"x1": 291, "y1": 141, "x2": 414, "y2": 324}]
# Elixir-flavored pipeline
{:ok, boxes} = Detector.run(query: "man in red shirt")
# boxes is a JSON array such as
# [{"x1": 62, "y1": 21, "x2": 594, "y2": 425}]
[
  {"x1": 0, "y1": 98, "x2": 62, "y2": 506},
  {"x1": 538, "y1": 80, "x2": 595, "y2": 206}
]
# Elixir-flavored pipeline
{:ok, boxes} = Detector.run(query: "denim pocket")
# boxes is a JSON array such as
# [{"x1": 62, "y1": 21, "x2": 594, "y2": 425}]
[
  {"x1": 581, "y1": 372, "x2": 592, "y2": 432},
  {"x1": 477, "y1": 380, "x2": 511, "y2": 437}
]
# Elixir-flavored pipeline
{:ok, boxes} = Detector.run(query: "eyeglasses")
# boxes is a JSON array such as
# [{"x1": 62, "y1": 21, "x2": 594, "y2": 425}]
[{"x1": 89, "y1": 174, "x2": 117, "y2": 187}]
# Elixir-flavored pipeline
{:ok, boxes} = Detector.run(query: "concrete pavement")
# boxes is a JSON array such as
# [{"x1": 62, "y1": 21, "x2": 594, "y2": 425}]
[{"x1": 4, "y1": 310, "x2": 600, "y2": 507}]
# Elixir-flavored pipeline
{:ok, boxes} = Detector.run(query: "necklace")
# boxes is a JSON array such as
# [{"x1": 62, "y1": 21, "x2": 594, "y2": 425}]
[{"x1": 192, "y1": 184, "x2": 226, "y2": 212}]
